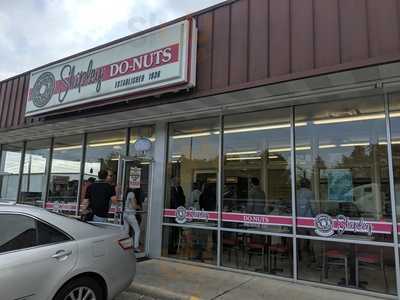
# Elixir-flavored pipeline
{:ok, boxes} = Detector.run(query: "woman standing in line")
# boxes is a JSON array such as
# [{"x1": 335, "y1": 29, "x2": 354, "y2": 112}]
[{"x1": 123, "y1": 189, "x2": 141, "y2": 253}]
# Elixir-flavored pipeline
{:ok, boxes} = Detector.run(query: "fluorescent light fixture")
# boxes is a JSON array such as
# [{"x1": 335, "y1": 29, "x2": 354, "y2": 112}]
[
  {"x1": 171, "y1": 160, "x2": 179, "y2": 163},
  {"x1": 130, "y1": 137, "x2": 156, "y2": 143},
  {"x1": 171, "y1": 154, "x2": 183, "y2": 158},
  {"x1": 88, "y1": 140, "x2": 125, "y2": 147},
  {"x1": 226, "y1": 156, "x2": 262, "y2": 161},
  {"x1": 268, "y1": 155, "x2": 279, "y2": 159},
  {"x1": 390, "y1": 112, "x2": 400, "y2": 118},
  {"x1": 319, "y1": 144, "x2": 336, "y2": 149},
  {"x1": 218, "y1": 122, "x2": 307, "y2": 135},
  {"x1": 140, "y1": 162, "x2": 151, "y2": 165},
  {"x1": 53, "y1": 145, "x2": 82, "y2": 151},
  {"x1": 340, "y1": 142, "x2": 369, "y2": 147},
  {"x1": 172, "y1": 132, "x2": 211, "y2": 139},
  {"x1": 379, "y1": 140, "x2": 400, "y2": 145},
  {"x1": 313, "y1": 113, "x2": 385, "y2": 125},
  {"x1": 269, "y1": 147, "x2": 290, "y2": 153},
  {"x1": 111, "y1": 158, "x2": 120, "y2": 161},
  {"x1": 225, "y1": 151, "x2": 258, "y2": 156}
]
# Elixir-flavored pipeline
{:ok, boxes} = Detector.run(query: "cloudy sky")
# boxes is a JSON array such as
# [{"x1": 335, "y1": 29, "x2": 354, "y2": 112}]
[{"x1": 0, "y1": 0, "x2": 225, "y2": 81}]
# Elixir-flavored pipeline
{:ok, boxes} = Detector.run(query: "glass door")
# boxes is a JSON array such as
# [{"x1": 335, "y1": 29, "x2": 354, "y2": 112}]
[{"x1": 121, "y1": 158, "x2": 152, "y2": 257}]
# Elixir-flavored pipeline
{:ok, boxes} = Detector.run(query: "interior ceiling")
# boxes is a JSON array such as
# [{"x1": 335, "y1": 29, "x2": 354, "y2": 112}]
[{"x1": 2, "y1": 61, "x2": 400, "y2": 144}]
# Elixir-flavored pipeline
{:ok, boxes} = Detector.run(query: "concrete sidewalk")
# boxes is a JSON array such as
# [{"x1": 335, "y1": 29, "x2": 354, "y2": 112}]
[{"x1": 118, "y1": 259, "x2": 386, "y2": 300}]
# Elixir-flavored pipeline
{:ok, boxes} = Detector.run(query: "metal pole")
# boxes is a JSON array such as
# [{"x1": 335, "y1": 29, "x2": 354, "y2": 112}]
[
  {"x1": 43, "y1": 138, "x2": 54, "y2": 209},
  {"x1": 290, "y1": 106, "x2": 298, "y2": 281},
  {"x1": 16, "y1": 141, "x2": 26, "y2": 203},
  {"x1": 76, "y1": 134, "x2": 87, "y2": 216},
  {"x1": 217, "y1": 113, "x2": 224, "y2": 267},
  {"x1": 384, "y1": 92, "x2": 400, "y2": 298}
]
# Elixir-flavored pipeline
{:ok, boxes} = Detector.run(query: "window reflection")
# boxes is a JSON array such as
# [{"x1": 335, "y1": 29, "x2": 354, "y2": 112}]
[
  {"x1": 389, "y1": 94, "x2": 400, "y2": 230},
  {"x1": 295, "y1": 96, "x2": 392, "y2": 241},
  {"x1": 20, "y1": 140, "x2": 50, "y2": 207},
  {"x1": 48, "y1": 135, "x2": 82, "y2": 216},
  {"x1": 164, "y1": 118, "x2": 219, "y2": 227},
  {"x1": 83, "y1": 129, "x2": 126, "y2": 221},
  {"x1": 298, "y1": 239, "x2": 396, "y2": 294},
  {"x1": 0, "y1": 143, "x2": 23, "y2": 202},
  {"x1": 222, "y1": 109, "x2": 292, "y2": 234}
]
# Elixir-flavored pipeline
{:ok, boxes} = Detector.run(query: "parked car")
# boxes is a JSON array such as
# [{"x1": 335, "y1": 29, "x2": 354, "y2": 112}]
[{"x1": 0, "y1": 203, "x2": 136, "y2": 300}]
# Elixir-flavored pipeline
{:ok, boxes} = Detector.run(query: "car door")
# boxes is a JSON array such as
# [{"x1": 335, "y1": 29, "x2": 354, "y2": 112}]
[{"x1": 0, "y1": 213, "x2": 78, "y2": 300}]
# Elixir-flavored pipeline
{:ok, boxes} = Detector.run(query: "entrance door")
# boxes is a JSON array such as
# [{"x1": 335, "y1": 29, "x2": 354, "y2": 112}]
[{"x1": 121, "y1": 159, "x2": 151, "y2": 257}]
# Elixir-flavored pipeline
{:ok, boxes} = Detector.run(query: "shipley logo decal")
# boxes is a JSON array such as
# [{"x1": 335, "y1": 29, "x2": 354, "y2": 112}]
[
  {"x1": 314, "y1": 214, "x2": 334, "y2": 237},
  {"x1": 314, "y1": 214, "x2": 373, "y2": 237},
  {"x1": 175, "y1": 206, "x2": 209, "y2": 224},
  {"x1": 31, "y1": 72, "x2": 56, "y2": 108}
]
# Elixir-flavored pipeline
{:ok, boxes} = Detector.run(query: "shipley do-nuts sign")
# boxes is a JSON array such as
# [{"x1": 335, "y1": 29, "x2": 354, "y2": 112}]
[{"x1": 25, "y1": 20, "x2": 197, "y2": 116}]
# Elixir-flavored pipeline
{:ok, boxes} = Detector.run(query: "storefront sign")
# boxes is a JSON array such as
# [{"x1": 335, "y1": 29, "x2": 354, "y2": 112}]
[{"x1": 25, "y1": 20, "x2": 197, "y2": 116}]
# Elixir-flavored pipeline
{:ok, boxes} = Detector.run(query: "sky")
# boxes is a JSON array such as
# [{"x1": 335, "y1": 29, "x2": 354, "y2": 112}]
[{"x1": 0, "y1": 0, "x2": 225, "y2": 81}]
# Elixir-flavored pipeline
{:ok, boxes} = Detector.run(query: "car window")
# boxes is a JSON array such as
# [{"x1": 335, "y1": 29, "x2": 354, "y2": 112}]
[
  {"x1": 37, "y1": 221, "x2": 70, "y2": 244},
  {"x1": 0, "y1": 214, "x2": 37, "y2": 253}
]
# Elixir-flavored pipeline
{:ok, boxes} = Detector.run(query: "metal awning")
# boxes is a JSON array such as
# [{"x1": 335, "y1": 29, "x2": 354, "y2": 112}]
[{"x1": 2, "y1": 61, "x2": 400, "y2": 144}]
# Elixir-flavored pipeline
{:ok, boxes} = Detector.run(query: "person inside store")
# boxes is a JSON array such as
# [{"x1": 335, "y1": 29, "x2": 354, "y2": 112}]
[
  {"x1": 123, "y1": 188, "x2": 141, "y2": 253},
  {"x1": 296, "y1": 177, "x2": 314, "y2": 217},
  {"x1": 85, "y1": 169, "x2": 118, "y2": 222},
  {"x1": 170, "y1": 176, "x2": 186, "y2": 209},
  {"x1": 188, "y1": 182, "x2": 201, "y2": 210},
  {"x1": 169, "y1": 176, "x2": 185, "y2": 254},
  {"x1": 247, "y1": 177, "x2": 266, "y2": 214}
]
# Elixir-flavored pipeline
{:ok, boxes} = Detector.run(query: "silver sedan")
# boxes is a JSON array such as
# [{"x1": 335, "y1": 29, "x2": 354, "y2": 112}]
[{"x1": 0, "y1": 203, "x2": 136, "y2": 300}]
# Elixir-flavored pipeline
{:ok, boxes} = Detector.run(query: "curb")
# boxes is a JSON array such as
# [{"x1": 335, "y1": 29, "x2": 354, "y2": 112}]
[{"x1": 127, "y1": 282, "x2": 202, "y2": 300}]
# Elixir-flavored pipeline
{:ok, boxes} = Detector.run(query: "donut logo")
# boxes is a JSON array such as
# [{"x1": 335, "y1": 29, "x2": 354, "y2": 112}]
[
  {"x1": 31, "y1": 72, "x2": 55, "y2": 108},
  {"x1": 175, "y1": 206, "x2": 187, "y2": 224},
  {"x1": 314, "y1": 214, "x2": 334, "y2": 237}
]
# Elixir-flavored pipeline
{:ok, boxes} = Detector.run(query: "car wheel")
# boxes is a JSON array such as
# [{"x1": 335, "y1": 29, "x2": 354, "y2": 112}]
[{"x1": 54, "y1": 277, "x2": 104, "y2": 300}]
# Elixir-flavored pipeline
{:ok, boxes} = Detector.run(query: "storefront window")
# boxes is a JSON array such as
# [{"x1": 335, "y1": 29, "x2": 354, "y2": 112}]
[
  {"x1": 298, "y1": 239, "x2": 396, "y2": 294},
  {"x1": 129, "y1": 126, "x2": 155, "y2": 158},
  {"x1": 162, "y1": 226, "x2": 217, "y2": 265},
  {"x1": 0, "y1": 143, "x2": 23, "y2": 202},
  {"x1": 164, "y1": 118, "x2": 219, "y2": 227},
  {"x1": 295, "y1": 96, "x2": 392, "y2": 241},
  {"x1": 48, "y1": 135, "x2": 82, "y2": 216},
  {"x1": 20, "y1": 139, "x2": 50, "y2": 207},
  {"x1": 84, "y1": 129, "x2": 126, "y2": 221},
  {"x1": 389, "y1": 94, "x2": 400, "y2": 239},
  {"x1": 222, "y1": 231, "x2": 292, "y2": 277},
  {"x1": 222, "y1": 108, "x2": 292, "y2": 234}
]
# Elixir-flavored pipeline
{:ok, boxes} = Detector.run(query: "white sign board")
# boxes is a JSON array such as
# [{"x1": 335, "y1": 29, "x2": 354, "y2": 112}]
[
  {"x1": 25, "y1": 20, "x2": 197, "y2": 116},
  {"x1": 129, "y1": 167, "x2": 141, "y2": 189}
]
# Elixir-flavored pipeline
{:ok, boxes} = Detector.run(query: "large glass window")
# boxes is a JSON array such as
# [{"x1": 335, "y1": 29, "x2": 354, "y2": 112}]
[
  {"x1": 389, "y1": 94, "x2": 400, "y2": 236},
  {"x1": 162, "y1": 226, "x2": 217, "y2": 265},
  {"x1": 20, "y1": 139, "x2": 50, "y2": 207},
  {"x1": 48, "y1": 135, "x2": 83, "y2": 216},
  {"x1": 83, "y1": 129, "x2": 126, "y2": 221},
  {"x1": 164, "y1": 118, "x2": 219, "y2": 227},
  {"x1": 297, "y1": 239, "x2": 396, "y2": 294},
  {"x1": 295, "y1": 96, "x2": 392, "y2": 241},
  {"x1": 221, "y1": 231, "x2": 292, "y2": 277},
  {"x1": 222, "y1": 108, "x2": 292, "y2": 234},
  {"x1": 0, "y1": 143, "x2": 23, "y2": 203}
]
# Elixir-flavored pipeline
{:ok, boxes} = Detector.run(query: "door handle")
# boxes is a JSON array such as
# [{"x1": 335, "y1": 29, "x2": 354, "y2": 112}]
[{"x1": 52, "y1": 250, "x2": 72, "y2": 259}]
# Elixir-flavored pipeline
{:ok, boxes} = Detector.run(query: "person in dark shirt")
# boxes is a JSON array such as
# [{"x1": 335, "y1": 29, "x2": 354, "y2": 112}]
[
  {"x1": 85, "y1": 170, "x2": 118, "y2": 222},
  {"x1": 170, "y1": 176, "x2": 185, "y2": 209}
]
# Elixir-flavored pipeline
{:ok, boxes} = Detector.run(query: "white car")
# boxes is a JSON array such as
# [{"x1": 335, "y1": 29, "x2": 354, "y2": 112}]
[{"x1": 0, "y1": 203, "x2": 136, "y2": 300}]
